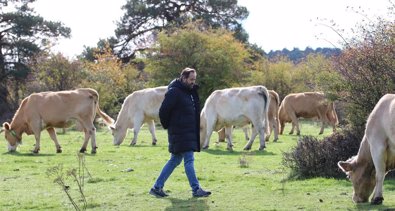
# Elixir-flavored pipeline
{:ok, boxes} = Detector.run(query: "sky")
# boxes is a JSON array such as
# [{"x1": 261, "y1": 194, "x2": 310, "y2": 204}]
[{"x1": 32, "y1": 0, "x2": 392, "y2": 58}]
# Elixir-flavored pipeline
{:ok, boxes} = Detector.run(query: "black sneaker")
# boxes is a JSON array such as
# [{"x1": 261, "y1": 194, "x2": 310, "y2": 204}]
[
  {"x1": 149, "y1": 188, "x2": 169, "y2": 198},
  {"x1": 192, "y1": 188, "x2": 211, "y2": 197}
]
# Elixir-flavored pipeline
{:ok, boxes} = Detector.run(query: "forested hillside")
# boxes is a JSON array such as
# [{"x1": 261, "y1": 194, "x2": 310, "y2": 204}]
[{"x1": 266, "y1": 47, "x2": 342, "y2": 63}]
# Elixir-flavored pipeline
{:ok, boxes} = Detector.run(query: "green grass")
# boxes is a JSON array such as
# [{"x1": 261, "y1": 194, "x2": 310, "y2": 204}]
[{"x1": 1, "y1": 121, "x2": 395, "y2": 210}]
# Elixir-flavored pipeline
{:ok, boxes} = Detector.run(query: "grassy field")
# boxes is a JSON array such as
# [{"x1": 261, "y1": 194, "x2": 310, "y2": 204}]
[{"x1": 1, "y1": 121, "x2": 395, "y2": 211}]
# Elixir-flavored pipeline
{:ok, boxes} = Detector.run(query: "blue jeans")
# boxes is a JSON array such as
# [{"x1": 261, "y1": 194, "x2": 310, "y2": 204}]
[{"x1": 153, "y1": 151, "x2": 200, "y2": 192}]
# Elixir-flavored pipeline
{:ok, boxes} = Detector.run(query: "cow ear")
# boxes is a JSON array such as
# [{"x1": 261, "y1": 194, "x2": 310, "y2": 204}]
[
  {"x1": 338, "y1": 161, "x2": 353, "y2": 172},
  {"x1": 3, "y1": 122, "x2": 10, "y2": 131}
]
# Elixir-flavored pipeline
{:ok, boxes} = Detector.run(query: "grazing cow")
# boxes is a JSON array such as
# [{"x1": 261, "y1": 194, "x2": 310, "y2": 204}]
[
  {"x1": 2, "y1": 88, "x2": 114, "y2": 153},
  {"x1": 278, "y1": 92, "x2": 338, "y2": 135},
  {"x1": 110, "y1": 86, "x2": 167, "y2": 146},
  {"x1": 338, "y1": 94, "x2": 395, "y2": 205},
  {"x1": 200, "y1": 86, "x2": 270, "y2": 151},
  {"x1": 217, "y1": 90, "x2": 280, "y2": 142}
]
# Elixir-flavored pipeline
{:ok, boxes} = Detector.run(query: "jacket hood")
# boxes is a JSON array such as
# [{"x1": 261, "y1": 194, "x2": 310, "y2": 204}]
[{"x1": 168, "y1": 78, "x2": 199, "y2": 91}]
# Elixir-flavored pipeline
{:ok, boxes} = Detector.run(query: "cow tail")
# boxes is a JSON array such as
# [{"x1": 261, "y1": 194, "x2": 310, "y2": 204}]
[
  {"x1": 258, "y1": 87, "x2": 270, "y2": 135},
  {"x1": 97, "y1": 107, "x2": 114, "y2": 126},
  {"x1": 88, "y1": 89, "x2": 114, "y2": 126}
]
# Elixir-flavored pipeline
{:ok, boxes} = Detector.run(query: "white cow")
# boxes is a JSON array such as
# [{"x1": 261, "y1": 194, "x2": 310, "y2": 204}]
[
  {"x1": 110, "y1": 86, "x2": 167, "y2": 146},
  {"x1": 338, "y1": 94, "x2": 395, "y2": 205},
  {"x1": 200, "y1": 86, "x2": 270, "y2": 151}
]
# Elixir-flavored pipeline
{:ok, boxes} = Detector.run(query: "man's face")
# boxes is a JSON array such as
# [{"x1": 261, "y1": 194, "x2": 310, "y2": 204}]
[{"x1": 182, "y1": 72, "x2": 197, "y2": 89}]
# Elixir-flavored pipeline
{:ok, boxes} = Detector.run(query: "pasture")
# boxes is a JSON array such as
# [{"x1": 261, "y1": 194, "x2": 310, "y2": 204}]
[{"x1": 1, "y1": 122, "x2": 395, "y2": 210}]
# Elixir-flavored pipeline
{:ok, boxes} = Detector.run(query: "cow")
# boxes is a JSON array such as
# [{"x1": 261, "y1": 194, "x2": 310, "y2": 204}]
[
  {"x1": 110, "y1": 86, "x2": 167, "y2": 146},
  {"x1": 217, "y1": 90, "x2": 280, "y2": 142},
  {"x1": 200, "y1": 86, "x2": 270, "y2": 151},
  {"x1": 338, "y1": 94, "x2": 395, "y2": 205},
  {"x1": 1, "y1": 88, "x2": 114, "y2": 153},
  {"x1": 278, "y1": 92, "x2": 338, "y2": 136}
]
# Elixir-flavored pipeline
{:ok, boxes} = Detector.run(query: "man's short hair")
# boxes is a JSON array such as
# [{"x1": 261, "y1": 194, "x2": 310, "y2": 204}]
[{"x1": 180, "y1": 67, "x2": 196, "y2": 79}]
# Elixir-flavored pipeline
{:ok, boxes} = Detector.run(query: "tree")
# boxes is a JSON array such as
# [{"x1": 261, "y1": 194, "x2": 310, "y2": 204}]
[
  {"x1": 146, "y1": 23, "x2": 250, "y2": 105},
  {"x1": 248, "y1": 57, "x2": 294, "y2": 99},
  {"x1": 0, "y1": 0, "x2": 70, "y2": 114},
  {"x1": 81, "y1": 43, "x2": 142, "y2": 116},
  {"x1": 29, "y1": 52, "x2": 84, "y2": 92},
  {"x1": 334, "y1": 17, "x2": 395, "y2": 129},
  {"x1": 113, "y1": 0, "x2": 249, "y2": 62}
]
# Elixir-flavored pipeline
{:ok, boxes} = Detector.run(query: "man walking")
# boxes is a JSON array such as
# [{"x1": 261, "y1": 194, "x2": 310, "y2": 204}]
[{"x1": 150, "y1": 67, "x2": 211, "y2": 198}]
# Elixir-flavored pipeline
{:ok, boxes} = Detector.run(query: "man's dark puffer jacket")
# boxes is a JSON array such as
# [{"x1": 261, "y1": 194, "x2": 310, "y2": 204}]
[{"x1": 159, "y1": 79, "x2": 201, "y2": 154}]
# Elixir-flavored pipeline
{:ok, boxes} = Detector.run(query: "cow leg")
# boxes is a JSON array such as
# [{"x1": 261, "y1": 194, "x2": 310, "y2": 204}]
[
  {"x1": 273, "y1": 119, "x2": 279, "y2": 142},
  {"x1": 130, "y1": 118, "x2": 143, "y2": 146},
  {"x1": 32, "y1": 132, "x2": 41, "y2": 153},
  {"x1": 202, "y1": 117, "x2": 216, "y2": 149},
  {"x1": 289, "y1": 122, "x2": 295, "y2": 135},
  {"x1": 242, "y1": 126, "x2": 250, "y2": 141},
  {"x1": 79, "y1": 121, "x2": 97, "y2": 153},
  {"x1": 80, "y1": 128, "x2": 89, "y2": 153},
  {"x1": 317, "y1": 111, "x2": 327, "y2": 135},
  {"x1": 370, "y1": 139, "x2": 387, "y2": 205},
  {"x1": 257, "y1": 124, "x2": 266, "y2": 151},
  {"x1": 289, "y1": 112, "x2": 300, "y2": 135},
  {"x1": 244, "y1": 126, "x2": 259, "y2": 150},
  {"x1": 224, "y1": 126, "x2": 234, "y2": 151},
  {"x1": 244, "y1": 118, "x2": 266, "y2": 150},
  {"x1": 30, "y1": 122, "x2": 42, "y2": 153},
  {"x1": 279, "y1": 120, "x2": 285, "y2": 135},
  {"x1": 89, "y1": 126, "x2": 97, "y2": 153},
  {"x1": 46, "y1": 127, "x2": 62, "y2": 153},
  {"x1": 265, "y1": 122, "x2": 272, "y2": 142},
  {"x1": 319, "y1": 121, "x2": 325, "y2": 135},
  {"x1": 217, "y1": 128, "x2": 226, "y2": 142},
  {"x1": 147, "y1": 120, "x2": 157, "y2": 145},
  {"x1": 203, "y1": 128, "x2": 214, "y2": 149}
]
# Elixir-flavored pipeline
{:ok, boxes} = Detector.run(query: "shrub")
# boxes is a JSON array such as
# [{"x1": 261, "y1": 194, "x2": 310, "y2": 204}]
[{"x1": 283, "y1": 129, "x2": 362, "y2": 178}]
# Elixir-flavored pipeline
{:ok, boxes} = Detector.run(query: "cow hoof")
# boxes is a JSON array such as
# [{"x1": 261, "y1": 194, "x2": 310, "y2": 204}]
[
  {"x1": 202, "y1": 145, "x2": 209, "y2": 150},
  {"x1": 318, "y1": 132, "x2": 323, "y2": 135},
  {"x1": 273, "y1": 139, "x2": 278, "y2": 142},
  {"x1": 371, "y1": 197, "x2": 384, "y2": 205},
  {"x1": 79, "y1": 148, "x2": 87, "y2": 153},
  {"x1": 152, "y1": 141, "x2": 157, "y2": 146},
  {"x1": 243, "y1": 146, "x2": 251, "y2": 151},
  {"x1": 296, "y1": 132, "x2": 300, "y2": 136},
  {"x1": 259, "y1": 146, "x2": 266, "y2": 151},
  {"x1": 32, "y1": 148, "x2": 40, "y2": 154},
  {"x1": 130, "y1": 142, "x2": 136, "y2": 146},
  {"x1": 91, "y1": 149, "x2": 97, "y2": 154},
  {"x1": 56, "y1": 149, "x2": 62, "y2": 153}
]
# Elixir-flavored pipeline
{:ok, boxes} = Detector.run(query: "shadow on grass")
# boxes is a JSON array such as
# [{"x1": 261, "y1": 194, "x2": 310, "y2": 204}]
[
  {"x1": 164, "y1": 197, "x2": 210, "y2": 211},
  {"x1": 2, "y1": 151, "x2": 55, "y2": 157},
  {"x1": 355, "y1": 202, "x2": 395, "y2": 210},
  {"x1": 202, "y1": 148, "x2": 275, "y2": 156}
]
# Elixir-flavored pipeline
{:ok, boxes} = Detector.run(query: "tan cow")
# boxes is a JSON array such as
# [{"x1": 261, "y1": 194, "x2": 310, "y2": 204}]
[
  {"x1": 2, "y1": 88, "x2": 114, "y2": 153},
  {"x1": 200, "y1": 86, "x2": 270, "y2": 151},
  {"x1": 217, "y1": 90, "x2": 280, "y2": 142},
  {"x1": 278, "y1": 92, "x2": 338, "y2": 135},
  {"x1": 338, "y1": 94, "x2": 395, "y2": 205},
  {"x1": 110, "y1": 86, "x2": 167, "y2": 146}
]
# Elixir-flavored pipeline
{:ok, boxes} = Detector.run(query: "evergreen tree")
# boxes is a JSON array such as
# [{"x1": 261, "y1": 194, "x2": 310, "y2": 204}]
[
  {"x1": 0, "y1": 0, "x2": 70, "y2": 113},
  {"x1": 113, "y1": 0, "x2": 249, "y2": 62}
]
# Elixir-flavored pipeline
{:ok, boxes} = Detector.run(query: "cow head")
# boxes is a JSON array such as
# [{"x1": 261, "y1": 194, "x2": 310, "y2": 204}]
[
  {"x1": 2, "y1": 122, "x2": 21, "y2": 152},
  {"x1": 110, "y1": 124, "x2": 127, "y2": 146},
  {"x1": 338, "y1": 157, "x2": 376, "y2": 203}
]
